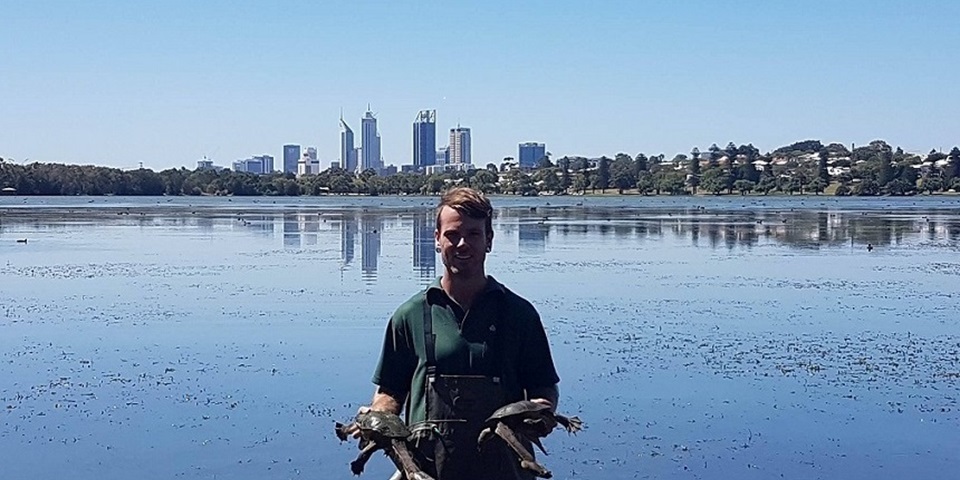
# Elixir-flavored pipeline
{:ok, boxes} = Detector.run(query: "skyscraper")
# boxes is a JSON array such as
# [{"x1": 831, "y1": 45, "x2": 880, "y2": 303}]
[
  {"x1": 283, "y1": 145, "x2": 300, "y2": 174},
  {"x1": 436, "y1": 147, "x2": 449, "y2": 166},
  {"x1": 361, "y1": 107, "x2": 382, "y2": 172},
  {"x1": 413, "y1": 110, "x2": 437, "y2": 169},
  {"x1": 340, "y1": 116, "x2": 358, "y2": 173},
  {"x1": 449, "y1": 126, "x2": 471, "y2": 165},
  {"x1": 519, "y1": 142, "x2": 546, "y2": 169}
]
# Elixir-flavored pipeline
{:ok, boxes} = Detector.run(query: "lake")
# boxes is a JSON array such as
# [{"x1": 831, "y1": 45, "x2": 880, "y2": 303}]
[{"x1": 1, "y1": 195, "x2": 959, "y2": 480}]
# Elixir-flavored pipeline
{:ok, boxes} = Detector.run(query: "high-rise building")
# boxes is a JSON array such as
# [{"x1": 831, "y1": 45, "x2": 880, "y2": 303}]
[
  {"x1": 297, "y1": 152, "x2": 319, "y2": 177},
  {"x1": 361, "y1": 108, "x2": 382, "y2": 172},
  {"x1": 413, "y1": 110, "x2": 437, "y2": 169},
  {"x1": 437, "y1": 146, "x2": 449, "y2": 165},
  {"x1": 283, "y1": 145, "x2": 300, "y2": 174},
  {"x1": 233, "y1": 155, "x2": 274, "y2": 174},
  {"x1": 519, "y1": 142, "x2": 546, "y2": 169},
  {"x1": 449, "y1": 126, "x2": 471, "y2": 165},
  {"x1": 340, "y1": 117, "x2": 358, "y2": 173}
]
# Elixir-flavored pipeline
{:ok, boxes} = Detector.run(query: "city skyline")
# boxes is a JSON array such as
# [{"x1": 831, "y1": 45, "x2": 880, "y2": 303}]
[{"x1": 2, "y1": 2, "x2": 958, "y2": 170}]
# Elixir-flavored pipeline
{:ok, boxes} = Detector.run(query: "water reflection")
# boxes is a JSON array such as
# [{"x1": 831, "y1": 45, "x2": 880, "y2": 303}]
[
  {"x1": 361, "y1": 215, "x2": 382, "y2": 284},
  {"x1": 518, "y1": 222, "x2": 548, "y2": 254},
  {"x1": 3, "y1": 205, "x2": 959, "y2": 285},
  {"x1": 498, "y1": 207, "x2": 960, "y2": 250},
  {"x1": 412, "y1": 212, "x2": 436, "y2": 280},
  {"x1": 340, "y1": 212, "x2": 357, "y2": 266}
]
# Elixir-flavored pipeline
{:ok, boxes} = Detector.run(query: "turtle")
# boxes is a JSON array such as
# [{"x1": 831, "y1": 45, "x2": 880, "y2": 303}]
[
  {"x1": 334, "y1": 411, "x2": 434, "y2": 480},
  {"x1": 477, "y1": 400, "x2": 583, "y2": 479}
]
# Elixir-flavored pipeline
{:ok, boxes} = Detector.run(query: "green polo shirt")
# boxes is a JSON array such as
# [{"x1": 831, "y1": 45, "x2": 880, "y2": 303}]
[{"x1": 371, "y1": 276, "x2": 560, "y2": 424}]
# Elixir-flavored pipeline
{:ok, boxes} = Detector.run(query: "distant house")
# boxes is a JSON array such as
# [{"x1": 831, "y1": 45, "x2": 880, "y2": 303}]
[{"x1": 1, "y1": 187, "x2": 15, "y2": 195}]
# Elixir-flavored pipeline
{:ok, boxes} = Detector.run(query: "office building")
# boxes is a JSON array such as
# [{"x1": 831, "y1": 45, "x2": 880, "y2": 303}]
[
  {"x1": 413, "y1": 110, "x2": 437, "y2": 169},
  {"x1": 283, "y1": 145, "x2": 300, "y2": 174},
  {"x1": 437, "y1": 146, "x2": 449, "y2": 165},
  {"x1": 340, "y1": 117, "x2": 358, "y2": 173},
  {"x1": 361, "y1": 108, "x2": 382, "y2": 172},
  {"x1": 449, "y1": 126, "x2": 471, "y2": 165},
  {"x1": 519, "y1": 142, "x2": 546, "y2": 169},
  {"x1": 297, "y1": 152, "x2": 319, "y2": 177},
  {"x1": 232, "y1": 154, "x2": 274, "y2": 174}
]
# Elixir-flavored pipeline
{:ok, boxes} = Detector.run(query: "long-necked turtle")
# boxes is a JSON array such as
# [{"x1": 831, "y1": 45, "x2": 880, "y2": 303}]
[
  {"x1": 477, "y1": 400, "x2": 583, "y2": 479},
  {"x1": 335, "y1": 411, "x2": 434, "y2": 480}
]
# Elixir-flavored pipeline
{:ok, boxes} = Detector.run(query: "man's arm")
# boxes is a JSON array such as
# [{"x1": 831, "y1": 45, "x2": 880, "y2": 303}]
[
  {"x1": 527, "y1": 384, "x2": 559, "y2": 411},
  {"x1": 369, "y1": 385, "x2": 406, "y2": 414}
]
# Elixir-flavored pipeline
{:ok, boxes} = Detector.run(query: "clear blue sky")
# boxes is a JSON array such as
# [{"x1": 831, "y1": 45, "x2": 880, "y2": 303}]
[{"x1": 2, "y1": 0, "x2": 958, "y2": 170}]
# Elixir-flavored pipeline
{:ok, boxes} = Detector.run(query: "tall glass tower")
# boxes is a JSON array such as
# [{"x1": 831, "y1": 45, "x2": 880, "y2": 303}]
[
  {"x1": 361, "y1": 107, "x2": 382, "y2": 172},
  {"x1": 340, "y1": 116, "x2": 357, "y2": 173},
  {"x1": 413, "y1": 110, "x2": 437, "y2": 169},
  {"x1": 283, "y1": 144, "x2": 300, "y2": 174}
]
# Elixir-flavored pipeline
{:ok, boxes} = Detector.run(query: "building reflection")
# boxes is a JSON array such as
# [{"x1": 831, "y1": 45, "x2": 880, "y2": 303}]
[
  {"x1": 413, "y1": 212, "x2": 436, "y2": 280},
  {"x1": 361, "y1": 215, "x2": 382, "y2": 283},
  {"x1": 518, "y1": 222, "x2": 548, "y2": 254},
  {"x1": 496, "y1": 208, "x2": 960, "y2": 251},
  {"x1": 339, "y1": 211, "x2": 357, "y2": 266},
  {"x1": 282, "y1": 213, "x2": 300, "y2": 248},
  {"x1": 281, "y1": 213, "x2": 319, "y2": 248}
]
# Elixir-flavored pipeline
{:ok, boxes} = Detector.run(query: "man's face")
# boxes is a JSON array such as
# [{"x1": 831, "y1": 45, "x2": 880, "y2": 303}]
[{"x1": 435, "y1": 206, "x2": 492, "y2": 277}]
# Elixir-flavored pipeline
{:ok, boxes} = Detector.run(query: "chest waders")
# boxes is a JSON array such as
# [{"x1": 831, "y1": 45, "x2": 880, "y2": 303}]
[{"x1": 410, "y1": 294, "x2": 533, "y2": 480}]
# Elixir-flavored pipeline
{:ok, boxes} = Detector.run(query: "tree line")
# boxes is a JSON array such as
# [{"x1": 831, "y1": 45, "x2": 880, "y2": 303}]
[{"x1": 1, "y1": 140, "x2": 958, "y2": 196}]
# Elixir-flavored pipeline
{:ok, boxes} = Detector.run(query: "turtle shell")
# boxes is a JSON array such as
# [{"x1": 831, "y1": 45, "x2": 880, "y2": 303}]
[
  {"x1": 356, "y1": 411, "x2": 411, "y2": 439},
  {"x1": 486, "y1": 400, "x2": 551, "y2": 422}
]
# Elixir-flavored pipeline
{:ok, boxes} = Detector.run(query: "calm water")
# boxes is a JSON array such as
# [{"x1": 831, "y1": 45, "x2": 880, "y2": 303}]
[{"x1": 1, "y1": 195, "x2": 959, "y2": 480}]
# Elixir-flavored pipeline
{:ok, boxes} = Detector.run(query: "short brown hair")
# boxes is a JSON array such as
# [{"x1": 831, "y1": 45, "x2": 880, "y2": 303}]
[{"x1": 436, "y1": 187, "x2": 494, "y2": 235}]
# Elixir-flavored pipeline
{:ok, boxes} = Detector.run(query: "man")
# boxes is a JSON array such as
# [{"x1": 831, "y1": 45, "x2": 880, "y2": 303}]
[{"x1": 351, "y1": 187, "x2": 561, "y2": 480}]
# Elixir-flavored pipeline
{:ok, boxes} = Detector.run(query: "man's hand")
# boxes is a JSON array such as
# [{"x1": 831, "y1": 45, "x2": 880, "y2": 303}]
[
  {"x1": 527, "y1": 384, "x2": 560, "y2": 411},
  {"x1": 343, "y1": 387, "x2": 407, "y2": 439},
  {"x1": 528, "y1": 397, "x2": 554, "y2": 411}
]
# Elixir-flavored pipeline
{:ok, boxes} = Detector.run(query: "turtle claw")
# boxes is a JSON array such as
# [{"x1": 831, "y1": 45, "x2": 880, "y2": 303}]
[
  {"x1": 334, "y1": 421, "x2": 352, "y2": 442},
  {"x1": 558, "y1": 415, "x2": 583, "y2": 434}
]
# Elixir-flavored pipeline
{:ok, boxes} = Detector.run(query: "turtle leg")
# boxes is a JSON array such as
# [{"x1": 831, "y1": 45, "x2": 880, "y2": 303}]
[
  {"x1": 494, "y1": 422, "x2": 552, "y2": 479},
  {"x1": 351, "y1": 440, "x2": 379, "y2": 475},
  {"x1": 335, "y1": 421, "x2": 355, "y2": 442},
  {"x1": 556, "y1": 415, "x2": 583, "y2": 434},
  {"x1": 388, "y1": 439, "x2": 435, "y2": 480}
]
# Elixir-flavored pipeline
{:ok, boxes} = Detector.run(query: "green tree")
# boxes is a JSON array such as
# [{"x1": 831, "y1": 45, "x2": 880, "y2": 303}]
[
  {"x1": 611, "y1": 154, "x2": 636, "y2": 193},
  {"x1": 817, "y1": 148, "x2": 830, "y2": 182},
  {"x1": 946, "y1": 147, "x2": 960, "y2": 184},
  {"x1": 733, "y1": 179, "x2": 755, "y2": 195},
  {"x1": 593, "y1": 157, "x2": 610, "y2": 193},
  {"x1": 806, "y1": 177, "x2": 827, "y2": 195},
  {"x1": 699, "y1": 167, "x2": 727, "y2": 194},
  {"x1": 920, "y1": 175, "x2": 943, "y2": 194},
  {"x1": 636, "y1": 172, "x2": 656, "y2": 195},
  {"x1": 658, "y1": 171, "x2": 687, "y2": 195},
  {"x1": 756, "y1": 173, "x2": 778, "y2": 195}
]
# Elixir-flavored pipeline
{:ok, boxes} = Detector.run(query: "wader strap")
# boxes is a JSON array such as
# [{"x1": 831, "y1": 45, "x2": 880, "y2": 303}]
[{"x1": 423, "y1": 292, "x2": 437, "y2": 377}]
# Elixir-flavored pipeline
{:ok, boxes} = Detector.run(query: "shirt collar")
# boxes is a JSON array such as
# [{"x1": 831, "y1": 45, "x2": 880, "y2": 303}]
[{"x1": 426, "y1": 275, "x2": 505, "y2": 304}]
